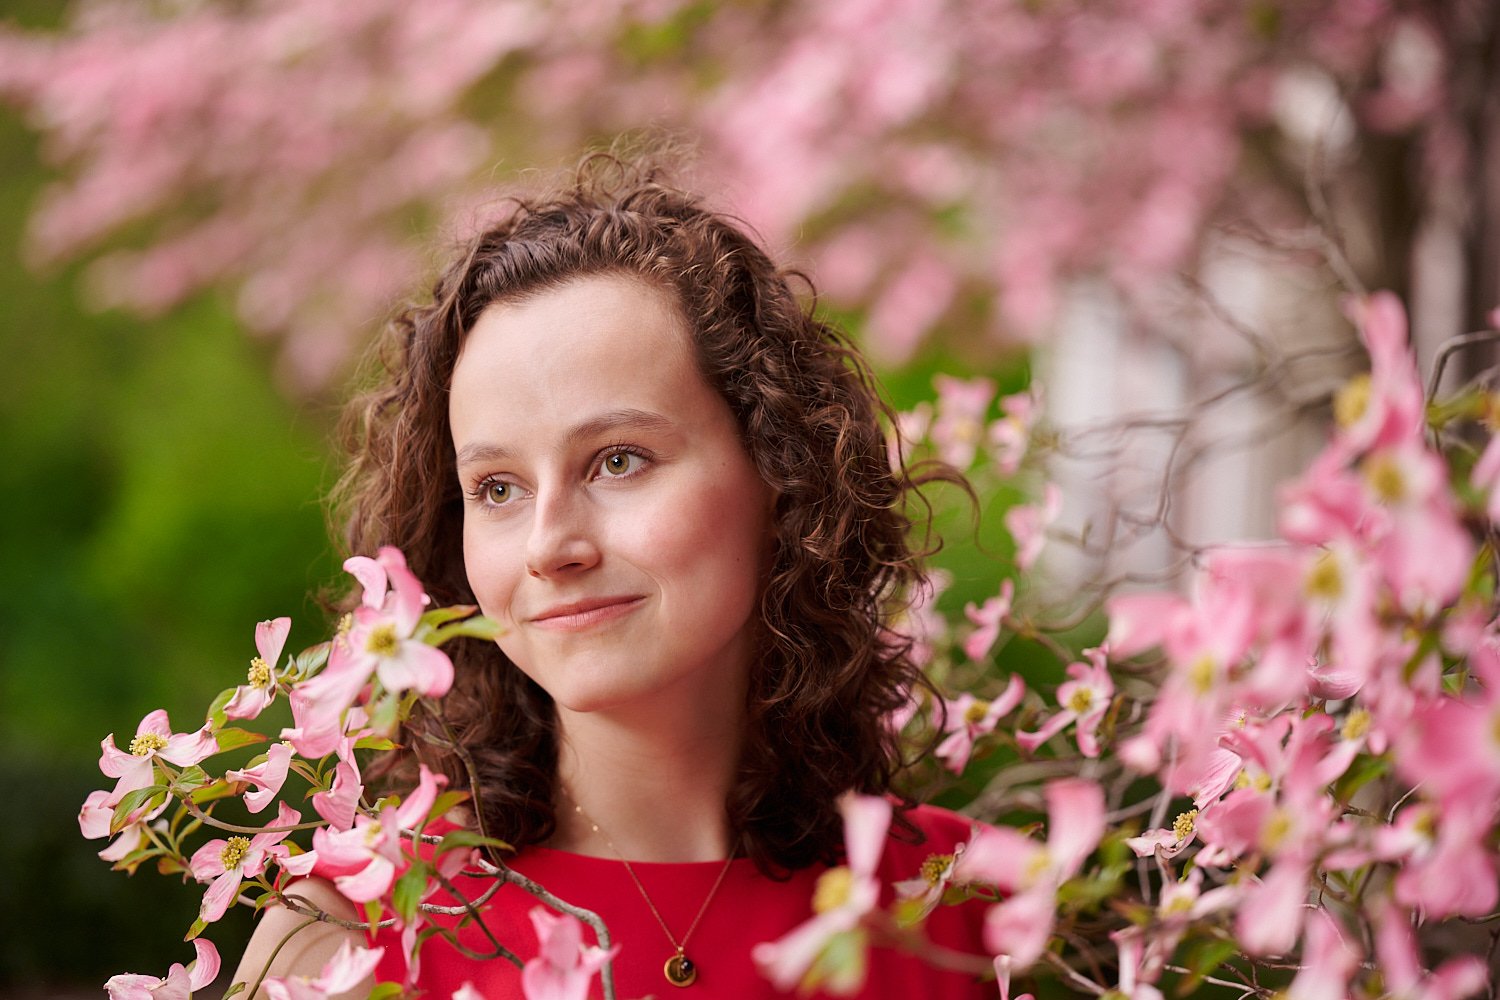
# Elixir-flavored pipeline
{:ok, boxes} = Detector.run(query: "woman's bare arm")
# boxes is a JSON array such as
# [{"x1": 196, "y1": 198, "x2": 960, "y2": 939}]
[{"x1": 229, "y1": 877, "x2": 373, "y2": 1000}]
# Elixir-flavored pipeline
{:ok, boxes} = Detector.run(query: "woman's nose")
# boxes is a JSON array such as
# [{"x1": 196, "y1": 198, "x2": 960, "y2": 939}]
[{"x1": 524, "y1": 488, "x2": 601, "y2": 578}]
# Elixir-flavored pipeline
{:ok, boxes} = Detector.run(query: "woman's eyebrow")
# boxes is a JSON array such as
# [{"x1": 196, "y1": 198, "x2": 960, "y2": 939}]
[{"x1": 454, "y1": 408, "x2": 676, "y2": 467}]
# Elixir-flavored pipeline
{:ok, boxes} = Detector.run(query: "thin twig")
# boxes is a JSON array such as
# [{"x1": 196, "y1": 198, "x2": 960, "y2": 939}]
[{"x1": 245, "y1": 916, "x2": 319, "y2": 1000}]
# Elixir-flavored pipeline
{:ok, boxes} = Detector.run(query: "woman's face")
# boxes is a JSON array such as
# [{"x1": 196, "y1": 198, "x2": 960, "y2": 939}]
[{"x1": 449, "y1": 274, "x2": 775, "y2": 715}]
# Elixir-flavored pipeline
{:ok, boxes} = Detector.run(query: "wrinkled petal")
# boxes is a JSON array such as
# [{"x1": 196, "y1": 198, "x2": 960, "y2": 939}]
[
  {"x1": 312, "y1": 760, "x2": 363, "y2": 831},
  {"x1": 199, "y1": 867, "x2": 244, "y2": 924},
  {"x1": 256, "y1": 617, "x2": 292, "y2": 667},
  {"x1": 343, "y1": 555, "x2": 388, "y2": 609}
]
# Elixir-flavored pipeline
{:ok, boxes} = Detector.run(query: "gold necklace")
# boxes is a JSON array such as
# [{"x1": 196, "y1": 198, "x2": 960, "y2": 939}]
[{"x1": 568, "y1": 800, "x2": 737, "y2": 988}]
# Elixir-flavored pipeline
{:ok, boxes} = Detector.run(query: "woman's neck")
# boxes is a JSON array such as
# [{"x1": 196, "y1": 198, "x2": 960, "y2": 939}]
[{"x1": 552, "y1": 696, "x2": 745, "y2": 864}]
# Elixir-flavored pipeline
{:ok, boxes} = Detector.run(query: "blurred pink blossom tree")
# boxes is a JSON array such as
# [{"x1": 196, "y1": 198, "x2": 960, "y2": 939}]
[{"x1": 3, "y1": 1, "x2": 1491, "y2": 388}]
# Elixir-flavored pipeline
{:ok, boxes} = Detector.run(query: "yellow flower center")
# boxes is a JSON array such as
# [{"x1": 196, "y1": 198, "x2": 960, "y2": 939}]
[
  {"x1": 1188, "y1": 655, "x2": 1217, "y2": 696},
  {"x1": 248, "y1": 656, "x2": 272, "y2": 688},
  {"x1": 1067, "y1": 688, "x2": 1095, "y2": 714},
  {"x1": 1334, "y1": 374, "x2": 1370, "y2": 429},
  {"x1": 1260, "y1": 808, "x2": 1293, "y2": 853},
  {"x1": 1304, "y1": 551, "x2": 1343, "y2": 601},
  {"x1": 1363, "y1": 453, "x2": 1407, "y2": 504},
  {"x1": 220, "y1": 836, "x2": 251, "y2": 871},
  {"x1": 1341, "y1": 708, "x2": 1371, "y2": 741},
  {"x1": 337, "y1": 612, "x2": 353, "y2": 637},
  {"x1": 813, "y1": 866, "x2": 854, "y2": 913},
  {"x1": 363, "y1": 821, "x2": 384, "y2": 849},
  {"x1": 920, "y1": 853, "x2": 955, "y2": 886},
  {"x1": 129, "y1": 733, "x2": 168, "y2": 756},
  {"x1": 964, "y1": 699, "x2": 992, "y2": 724},
  {"x1": 366, "y1": 623, "x2": 400, "y2": 657},
  {"x1": 1161, "y1": 890, "x2": 1195, "y2": 917},
  {"x1": 1172, "y1": 809, "x2": 1198, "y2": 842}
]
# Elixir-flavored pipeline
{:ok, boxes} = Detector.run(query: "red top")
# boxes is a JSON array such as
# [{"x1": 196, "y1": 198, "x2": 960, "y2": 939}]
[{"x1": 371, "y1": 804, "x2": 993, "y2": 999}]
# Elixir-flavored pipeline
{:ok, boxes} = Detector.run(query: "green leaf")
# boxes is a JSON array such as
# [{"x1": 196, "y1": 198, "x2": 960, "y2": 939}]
[
  {"x1": 156, "y1": 856, "x2": 188, "y2": 877},
  {"x1": 363, "y1": 898, "x2": 383, "y2": 931},
  {"x1": 215, "y1": 727, "x2": 269, "y2": 752},
  {"x1": 222, "y1": 982, "x2": 247, "y2": 1000},
  {"x1": 434, "y1": 829, "x2": 512, "y2": 857},
  {"x1": 353, "y1": 736, "x2": 400, "y2": 752},
  {"x1": 392, "y1": 860, "x2": 429, "y2": 925},
  {"x1": 207, "y1": 687, "x2": 238, "y2": 730},
  {"x1": 418, "y1": 604, "x2": 480, "y2": 630},
  {"x1": 111, "y1": 785, "x2": 169, "y2": 833},
  {"x1": 425, "y1": 616, "x2": 504, "y2": 645},
  {"x1": 1333, "y1": 754, "x2": 1389, "y2": 803},
  {"x1": 190, "y1": 780, "x2": 241, "y2": 805},
  {"x1": 426, "y1": 789, "x2": 471, "y2": 824},
  {"x1": 368, "y1": 694, "x2": 400, "y2": 734},
  {"x1": 364, "y1": 983, "x2": 404, "y2": 1000},
  {"x1": 173, "y1": 765, "x2": 210, "y2": 794},
  {"x1": 111, "y1": 843, "x2": 162, "y2": 875},
  {"x1": 294, "y1": 641, "x2": 331, "y2": 678},
  {"x1": 184, "y1": 917, "x2": 208, "y2": 942},
  {"x1": 1174, "y1": 939, "x2": 1239, "y2": 997}
]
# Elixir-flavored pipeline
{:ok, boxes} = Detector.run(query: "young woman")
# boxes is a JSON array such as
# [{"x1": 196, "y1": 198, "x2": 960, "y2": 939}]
[{"x1": 234, "y1": 157, "x2": 992, "y2": 998}]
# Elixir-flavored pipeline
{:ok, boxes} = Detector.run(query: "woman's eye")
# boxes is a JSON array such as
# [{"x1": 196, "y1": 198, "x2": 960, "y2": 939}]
[
  {"x1": 598, "y1": 450, "x2": 645, "y2": 477},
  {"x1": 481, "y1": 479, "x2": 513, "y2": 505}
]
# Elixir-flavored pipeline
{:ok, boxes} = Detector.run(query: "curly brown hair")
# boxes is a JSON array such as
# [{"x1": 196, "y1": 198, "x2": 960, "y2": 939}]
[{"x1": 333, "y1": 154, "x2": 949, "y2": 876}]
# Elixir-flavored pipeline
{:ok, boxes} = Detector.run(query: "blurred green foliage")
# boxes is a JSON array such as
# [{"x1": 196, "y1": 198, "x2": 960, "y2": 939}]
[{"x1": 0, "y1": 107, "x2": 338, "y2": 987}]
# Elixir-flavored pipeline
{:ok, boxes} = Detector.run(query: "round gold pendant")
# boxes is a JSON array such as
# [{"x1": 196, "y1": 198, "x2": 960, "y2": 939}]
[{"x1": 664, "y1": 952, "x2": 698, "y2": 987}]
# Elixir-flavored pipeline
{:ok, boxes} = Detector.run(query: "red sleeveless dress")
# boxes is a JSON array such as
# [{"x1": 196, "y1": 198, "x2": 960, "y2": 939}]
[{"x1": 370, "y1": 804, "x2": 993, "y2": 999}]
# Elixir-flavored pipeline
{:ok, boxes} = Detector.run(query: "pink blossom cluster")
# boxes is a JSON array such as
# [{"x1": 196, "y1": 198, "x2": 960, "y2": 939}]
[
  {"x1": 0, "y1": 1, "x2": 1445, "y2": 382},
  {"x1": 80, "y1": 549, "x2": 499, "y2": 997},
  {"x1": 1094, "y1": 294, "x2": 1496, "y2": 997}
]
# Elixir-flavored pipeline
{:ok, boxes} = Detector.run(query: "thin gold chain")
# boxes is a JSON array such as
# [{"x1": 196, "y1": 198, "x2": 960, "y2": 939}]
[{"x1": 568, "y1": 800, "x2": 737, "y2": 954}]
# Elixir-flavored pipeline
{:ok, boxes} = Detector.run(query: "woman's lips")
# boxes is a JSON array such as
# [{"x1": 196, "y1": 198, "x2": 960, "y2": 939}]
[{"x1": 528, "y1": 596, "x2": 646, "y2": 632}]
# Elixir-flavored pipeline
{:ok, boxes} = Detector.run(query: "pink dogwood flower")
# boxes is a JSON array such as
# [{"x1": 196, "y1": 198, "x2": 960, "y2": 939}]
[
  {"x1": 189, "y1": 802, "x2": 316, "y2": 923},
  {"x1": 337, "y1": 547, "x2": 454, "y2": 698},
  {"x1": 1371, "y1": 798, "x2": 1499, "y2": 920},
  {"x1": 80, "y1": 787, "x2": 165, "y2": 863},
  {"x1": 988, "y1": 387, "x2": 1040, "y2": 475},
  {"x1": 1004, "y1": 483, "x2": 1061, "y2": 571},
  {"x1": 223, "y1": 617, "x2": 291, "y2": 721},
  {"x1": 1016, "y1": 646, "x2": 1112, "y2": 757},
  {"x1": 959, "y1": 778, "x2": 1104, "y2": 969},
  {"x1": 934, "y1": 676, "x2": 1026, "y2": 774},
  {"x1": 312, "y1": 764, "x2": 444, "y2": 903},
  {"x1": 521, "y1": 907, "x2": 619, "y2": 1000},
  {"x1": 753, "y1": 793, "x2": 891, "y2": 994},
  {"x1": 225, "y1": 741, "x2": 293, "y2": 813},
  {"x1": 888, "y1": 569, "x2": 951, "y2": 669},
  {"x1": 105, "y1": 940, "x2": 219, "y2": 1000},
  {"x1": 931, "y1": 374, "x2": 996, "y2": 468},
  {"x1": 963, "y1": 579, "x2": 1014, "y2": 660},
  {"x1": 262, "y1": 941, "x2": 384, "y2": 1000},
  {"x1": 1333, "y1": 291, "x2": 1425, "y2": 455},
  {"x1": 99, "y1": 709, "x2": 219, "y2": 803}
]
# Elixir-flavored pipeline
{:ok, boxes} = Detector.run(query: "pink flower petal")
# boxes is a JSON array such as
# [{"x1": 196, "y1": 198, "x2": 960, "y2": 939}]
[
  {"x1": 255, "y1": 617, "x2": 292, "y2": 668},
  {"x1": 839, "y1": 793, "x2": 893, "y2": 876}
]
